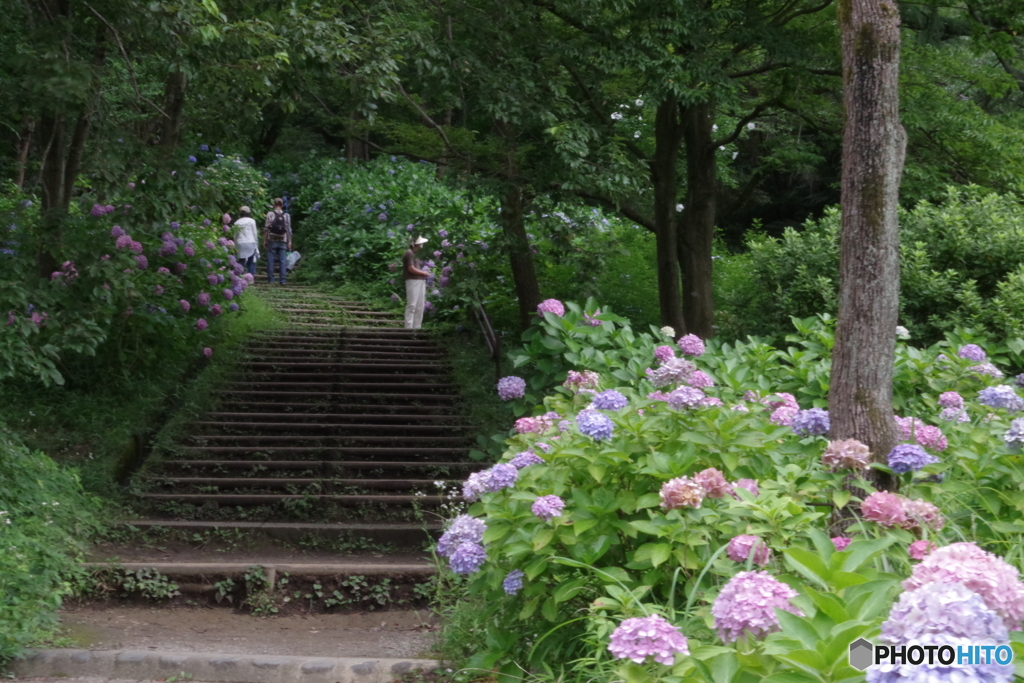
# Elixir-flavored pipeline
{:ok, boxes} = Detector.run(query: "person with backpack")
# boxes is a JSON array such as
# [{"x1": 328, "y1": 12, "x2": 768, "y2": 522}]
[{"x1": 263, "y1": 198, "x2": 292, "y2": 285}]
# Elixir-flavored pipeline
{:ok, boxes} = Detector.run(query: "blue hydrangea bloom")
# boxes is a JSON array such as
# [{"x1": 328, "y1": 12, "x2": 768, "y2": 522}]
[
  {"x1": 592, "y1": 390, "x2": 628, "y2": 411},
  {"x1": 978, "y1": 386, "x2": 1024, "y2": 411},
  {"x1": 483, "y1": 463, "x2": 518, "y2": 492},
  {"x1": 958, "y1": 344, "x2": 987, "y2": 362},
  {"x1": 449, "y1": 542, "x2": 487, "y2": 574},
  {"x1": 510, "y1": 451, "x2": 544, "y2": 469},
  {"x1": 791, "y1": 408, "x2": 830, "y2": 436},
  {"x1": 437, "y1": 515, "x2": 486, "y2": 557},
  {"x1": 888, "y1": 443, "x2": 940, "y2": 474},
  {"x1": 1004, "y1": 418, "x2": 1024, "y2": 450},
  {"x1": 577, "y1": 409, "x2": 614, "y2": 441},
  {"x1": 867, "y1": 583, "x2": 1012, "y2": 683},
  {"x1": 502, "y1": 569, "x2": 525, "y2": 596}
]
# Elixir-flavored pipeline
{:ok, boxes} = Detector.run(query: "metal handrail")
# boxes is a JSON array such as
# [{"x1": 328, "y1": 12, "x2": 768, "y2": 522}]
[{"x1": 471, "y1": 300, "x2": 501, "y2": 383}]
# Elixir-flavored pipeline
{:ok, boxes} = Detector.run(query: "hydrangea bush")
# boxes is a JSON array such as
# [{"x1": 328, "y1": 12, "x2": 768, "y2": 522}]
[{"x1": 435, "y1": 298, "x2": 1024, "y2": 681}]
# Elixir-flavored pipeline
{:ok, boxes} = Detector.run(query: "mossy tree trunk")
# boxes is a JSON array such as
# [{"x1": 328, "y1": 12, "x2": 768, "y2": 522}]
[
  {"x1": 679, "y1": 101, "x2": 717, "y2": 340},
  {"x1": 830, "y1": 0, "x2": 907, "y2": 492},
  {"x1": 651, "y1": 96, "x2": 686, "y2": 336}
]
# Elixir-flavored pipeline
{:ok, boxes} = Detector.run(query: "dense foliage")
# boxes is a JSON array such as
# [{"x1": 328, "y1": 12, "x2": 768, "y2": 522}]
[
  {"x1": 0, "y1": 155, "x2": 266, "y2": 386},
  {"x1": 717, "y1": 186, "x2": 1024, "y2": 344},
  {"x1": 434, "y1": 300, "x2": 1024, "y2": 682},
  {"x1": 293, "y1": 156, "x2": 661, "y2": 329},
  {"x1": 0, "y1": 423, "x2": 98, "y2": 663}
]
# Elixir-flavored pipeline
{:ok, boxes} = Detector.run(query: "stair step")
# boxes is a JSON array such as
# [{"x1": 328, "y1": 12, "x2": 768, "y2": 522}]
[
  {"x1": 156, "y1": 460, "x2": 484, "y2": 471},
  {"x1": 190, "y1": 421, "x2": 473, "y2": 431},
  {"x1": 185, "y1": 435, "x2": 471, "y2": 445},
  {"x1": 174, "y1": 446, "x2": 471, "y2": 456},
  {"x1": 204, "y1": 412, "x2": 465, "y2": 422},
  {"x1": 138, "y1": 493, "x2": 455, "y2": 505},
  {"x1": 145, "y1": 477, "x2": 460, "y2": 490},
  {"x1": 225, "y1": 381, "x2": 459, "y2": 390},
  {"x1": 81, "y1": 561, "x2": 434, "y2": 576}
]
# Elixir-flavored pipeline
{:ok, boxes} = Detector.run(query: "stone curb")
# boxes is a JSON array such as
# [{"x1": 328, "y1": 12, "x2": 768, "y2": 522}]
[{"x1": 8, "y1": 649, "x2": 440, "y2": 683}]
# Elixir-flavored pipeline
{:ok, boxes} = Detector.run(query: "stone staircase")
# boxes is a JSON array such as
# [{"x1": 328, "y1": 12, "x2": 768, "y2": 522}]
[{"x1": 45, "y1": 285, "x2": 488, "y2": 682}]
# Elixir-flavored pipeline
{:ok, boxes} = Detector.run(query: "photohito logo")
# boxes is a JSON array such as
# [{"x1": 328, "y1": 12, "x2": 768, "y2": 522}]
[{"x1": 848, "y1": 638, "x2": 1013, "y2": 671}]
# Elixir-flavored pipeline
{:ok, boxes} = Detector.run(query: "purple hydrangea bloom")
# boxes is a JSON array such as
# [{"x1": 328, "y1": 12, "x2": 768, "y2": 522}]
[
  {"x1": 510, "y1": 451, "x2": 544, "y2": 468},
  {"x1": 110, "y1": 226, "x2": 126, "y2": 238},
  {"x1": 867, "y1": 583, "x2": 1013, "y2": 683},
  {"x1": 654, "y1": 345, "x2": 675, "y2": 364},
  {"x1": 607, "y1": 614, "x2": 690, "y2": 666},
  {"x1": 537, "y1": 299, "x2": 565, "y2": 317},
  {"x1": 958, "y1": 344, "x2": 987, "y2": 361},
  {"x1": 888, "y1": 443, "x2": 939, "y2": 474},
  {"x1": 1004, "y1": 418, "x2": 1024, "y2": 450},
  {"x1": 207, "y1": 273, "x2": 219, "y2": 286},
  {"x1": 666, "y1": 386, "x2": 705, "y2": 409},
  {"x1": 770, "y1": 405, "x2": 798, "y2": 426},
  {"x1": 940, "y1": 407, "x2": 969, "y2": 423},
  {"x1": 791, "y1": 408, "x2": 830, "y2": 436},
  {"x1": 502, "y1": 569, "x2": 524, "y2": 596},
  {"x1": 970, "y1": 362, "x2": 1005, "y2": 378},
  {"x1": 646, "y1": 357, "x2": 696, "y2": 388},
  {"x1": 979, "y1": 385, "x2": 1024, "y2": 411},
  {"x1": 229, "y1": 303, "x2": 239, "y2": 312},
  {"x1": 1016, "y1": 373, "x2": 1024, "y2": 387},
  {"x1": 197, "y1": 292, "x2": 211, "y2": 307},
  {"x1": 448, "y1": 542, "x2": 487, "y2": 574},
  {"x1": 439, "y1": 229, "x2": 448, "y2": 238},
  {"x1": 532, "y1": 495, "x2": 565, "y2": 521},
  {"x1": 195, "y1": 318, "x2": 208, "y2": 331},
  {"x1": 222, "y1": 288, "x2": 234, "y2": 301},
  {"x1": 135, "y1": 255, "x2": 148, "y2": 269},
  {"x1": 688, "y1": 370, "x2": 714, "y2": 388},
  {"x1": 436, "y1": 515, "x2": 486, "y2": 557},
  {"x1": 497, "y1": 376, "x2": 526, "y2": 401},
  {"x1": 462, "y1": 471, "x2": 489, "y2": 501},
  {"x1": 483, "y1": 463, "x2": 518, "y2": 492},
  {"x1": 712, "y1": 571, "x2": 803, "y2": 642},
  {"x1": 727, "y1": 535, "x2": 772, "y2": 565},
  {"x1": 576, "y1": 409, "x2": 614, "y2": 440},
  {"x1": 938, "y1": 391, "x2": 963, "y2": 409},
  {"x1": 592, "y1": 390, "x2": 628, "y2": 411},
  {"x1": 677, "y1": 334, "x2": 705, "y2": 356}
]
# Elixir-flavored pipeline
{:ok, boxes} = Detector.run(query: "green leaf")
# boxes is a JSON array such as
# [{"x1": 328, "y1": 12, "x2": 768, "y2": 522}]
[
  {"x1": 541, "y1": 596, "x2": 559, "y2": 621},
  {"x1": 775, "y1": 611, "x2": 821, "y2": 650},
  {"x1": 532, "y1": 528, "x2": 554, "y2": 551},
  {"x1": 633, "y1": 542, "x2": 671, "y2": 567},
  {"x1": 628, "y1": 519, "x2": 665, "y2": 536},
  {"x1": 783, "y1": 548, "x2": 830, "y2": 588},
  {"x1": 553, "y1": 577, "x2": 588, "y2": 603},
  {"x1": 832, "y1": 489, "x2": 852, "y2": 509}
]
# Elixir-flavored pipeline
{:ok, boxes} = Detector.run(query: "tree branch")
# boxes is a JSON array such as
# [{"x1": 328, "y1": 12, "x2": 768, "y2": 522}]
[
  {"x1": 396, "y1": 80, "x2": 454, "y2": 151},
  {"x1": 712, "y1": 102, "x2": 774, "y2": 148},
  {"x1": 562, "y1": 60, "x2": 649, "y2": 163}
]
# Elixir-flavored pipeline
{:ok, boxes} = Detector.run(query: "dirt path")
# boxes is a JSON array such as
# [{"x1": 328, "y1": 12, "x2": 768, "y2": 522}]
[{"x1": 58, "y1": 605, "x2": 438, "y2": 659}]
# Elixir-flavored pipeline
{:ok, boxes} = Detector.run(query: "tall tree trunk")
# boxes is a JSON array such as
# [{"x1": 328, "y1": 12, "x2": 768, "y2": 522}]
[
  {"x1": 678, "y1": 101, "x2": 717, "y2": 339},
  {"x1": 62, "y1": 111, "x2": 91, "y2": 212},
  {"x1": 650, "y1": 97, "x2": 686, "y2": 335},
  {"x1": 37, "y1": 114, "x2": 65, "y2": 278},
  {"x1": 346, "y1": 112, "x2": 368, "y2": 163},
  {"x1": 253, "y1": 103, "x2": 287, "y2": 165},
  {"x1": 830, "y1": 0, "x2": 907, "y2": 492},
  {"x1": 502, "y1": 184, "x2": 543, "y2": 330},
  {"x1": 159, "y1": 71, "x2": 188, "y2": 152},
  {"x1": 15, "y1": 117, "x2": 35, "y2": 190}
]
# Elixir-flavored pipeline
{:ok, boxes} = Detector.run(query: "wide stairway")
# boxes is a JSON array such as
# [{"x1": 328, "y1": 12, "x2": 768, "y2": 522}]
[
  {"x1": 126, "y1": 285, "x2": 479, "y2": 545},
  {"x1": 22, "y1": 285, "x2": 488, "y2": 683}
]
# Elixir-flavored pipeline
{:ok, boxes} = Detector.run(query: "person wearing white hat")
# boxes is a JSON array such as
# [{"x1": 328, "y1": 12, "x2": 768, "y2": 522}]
[
  {"x1": 403, "y1": 236, "x2": 430, "y2": 329},
  {"x1": 233, "y1": 206, "x2": 259, "y2": 276}
]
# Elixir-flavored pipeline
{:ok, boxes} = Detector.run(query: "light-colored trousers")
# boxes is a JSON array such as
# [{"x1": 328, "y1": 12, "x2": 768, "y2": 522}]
[{"x1": 404, "y1": 279, "x2": 426, "y2": 329}]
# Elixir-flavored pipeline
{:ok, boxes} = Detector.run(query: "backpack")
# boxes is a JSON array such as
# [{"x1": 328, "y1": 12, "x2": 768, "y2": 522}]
[{"x1": 269, "y1": 211, "x2": 287, "y2": 237}]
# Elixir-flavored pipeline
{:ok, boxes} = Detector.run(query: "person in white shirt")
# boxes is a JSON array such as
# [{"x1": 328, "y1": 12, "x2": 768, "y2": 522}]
[{"x1": 233, "y1": 206, "x2": 259, "y2": 276}]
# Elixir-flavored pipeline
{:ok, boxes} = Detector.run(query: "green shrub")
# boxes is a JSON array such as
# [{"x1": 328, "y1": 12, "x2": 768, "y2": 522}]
[
  {"x1": 719, "y1": 185, "x2": 1024, "y2": 344},
  {"x1": 0, "y1": 423, "x2": 99, "y2": 663},
  {"x1": 437, "y1": 301, "x2": 1024, "y2": 679}
]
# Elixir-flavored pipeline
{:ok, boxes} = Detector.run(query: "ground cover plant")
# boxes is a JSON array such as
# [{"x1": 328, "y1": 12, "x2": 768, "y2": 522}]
[
  {"x1": 0, "y1": 423, "x2": 99, "y2": 664},
  {"x1": 430, "y1": 298, "x2": 1024, "y2": 683}
]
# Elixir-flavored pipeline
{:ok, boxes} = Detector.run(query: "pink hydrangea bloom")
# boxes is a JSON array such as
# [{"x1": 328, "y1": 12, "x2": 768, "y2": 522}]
[
  {"x1": 727, "y1": 535, "x2": 772, "y2": 565},
  {"x1": 203, "y1": 347, "x2": 213, "y2": 358},
  {"x1": 677, "y1": 334, "x2": 705, "y2": 356},
  {"x1": 210, "y1": 304, "x2": 222, "y2": 316},
  {"x1": 762, "y1": 392, "x2": 798, "y2": 411},
  {"x1": 688, "y1": 370, "x2": 714, "y2": 388},
  {"x1": 832, "y1": 537, "x2": 852, "y2": 551},
  {"x1": 195, "y1": 318, "x2": 208, "y2": 331},
  {"x1": 654, "y1": 345, "x2": 675, "y2": 364},
  {"x1": 861, "y1": 492, "x2": 907, "y2": 528},
  {"x1": 564, "y1": 370, "x2": 600, "y2": 391},
  {"x1": 700, "y1": 396, "x2": 724, "y2": 407},
  {"x1": 914, "y1": 425, "x2": 948, "y2": 451},
  {"x1": 660, "y1": 477, "x2": 705, "y2": 510},
  {"x1": 732, "y1": 479, "x2": 759, "y2": 499},
  {"x1": 115, "y1": 235, "x2": 132, "y2": 249},
  {"x1": 821, "y1": 439, "x2": 871, "y2": 471},
  {"x1": 694, "y1": 468, "x2": 731, "y2": 499},
  {"x1": 607, "y1": 614, "x2": 689, "y2": 665},
  {"x1": 770, "y1": 405, "x2": 798, "y2": 426},
  {"x1": 712, "y1": 571, "x2": 803, "y2": 643},
  {"x1": 908, "y1": 539, "x2": 936, "y2": 560},
  {"x1": 938, "y1": 391, "x2": 964, "y2": 409},
  {"x1": 179, "y1": 300, "x2": 190, "y2": 312},
  {"x1": 645, "y1": 357, "x2": 696, "y2": 388},
  {"x1": 537, "y1": 299, "x2": 565, "y2": 317},
  {"x1": 902, "y1": 499, "x2": 944, "y2": 531},
  {"x1": 514, "y1": 417, "x2": 543, "y2": 434},
  {"x1": 904, "y1": 542, "x2": 1024, "y2": 630}
]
